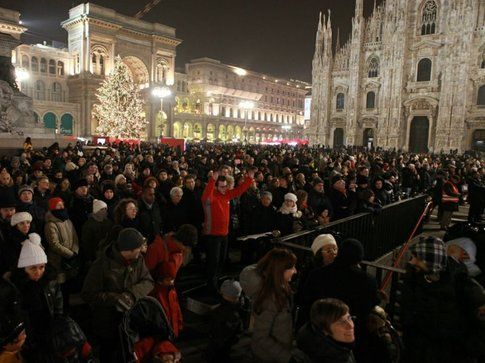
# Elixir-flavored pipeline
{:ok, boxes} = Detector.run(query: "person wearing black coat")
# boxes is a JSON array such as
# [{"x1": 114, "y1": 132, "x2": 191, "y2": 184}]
[
  {"x1": 327, "y1": 176, "x2": 357, "y2": 221},
  {"x1": 17, "y1": 184, "x2": 46, "y2": 236},
  {"x1": 10, "y1": 233, "x2": 64, "y2": 363},
  {"x1": 308, "y1": 178, "x2": 333, "y2": 219},
  {"x1": 372, "y1": 178, "x2": 390, "y2": 207},
  {"x1": 250, "y1": 192, "x2": 278, "y2": 234},
  {"x1": 401, "y1": 236, "x2": 485, "y2": 363},
  {"x1": 32, "y1": 176, "x2": 52, "y2": 212},
  {"x1": 162, "y1": 187, "x2": 190, "y2": 234},
  {"x1": 300, "y1": 239, "x2": 379, "y2": 362},
  {"x1": 1, "y1": 212, "x2": 33, "y2": 275},
  {"x1": 239, "y1": 184, "x2": 260, "y2": 236},
  {"x1": 137, "y1": 186, "x2": 163, "y2": 243},
  {"x1": 467, "y1": 170, "x2": 485, "y2": 223},
  {"x1": 68, "y1": 179, "x2": 94, "y2": 238},
  {"x1": 180, "y1": 176, "x2": 204, "y2": 232}
]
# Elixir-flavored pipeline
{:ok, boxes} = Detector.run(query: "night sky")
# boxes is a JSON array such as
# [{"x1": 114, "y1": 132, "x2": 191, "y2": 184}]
[{"x1": 4, "y1": 0, "x2": 382, "y2": 82}]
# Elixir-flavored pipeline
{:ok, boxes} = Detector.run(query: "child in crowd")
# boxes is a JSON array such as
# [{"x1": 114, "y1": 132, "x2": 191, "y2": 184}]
[{"x1": 205, "y1": 279, "x2": 244, "y2": 363}]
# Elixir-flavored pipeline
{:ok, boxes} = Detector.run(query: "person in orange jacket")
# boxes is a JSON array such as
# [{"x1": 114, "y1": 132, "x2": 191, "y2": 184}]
[
  {"x1": 202, "y1": 168, "x2": 255, "y2": 291},
  {"x1": 144, "y1": 225, "x2": 198, "y2": 337}
]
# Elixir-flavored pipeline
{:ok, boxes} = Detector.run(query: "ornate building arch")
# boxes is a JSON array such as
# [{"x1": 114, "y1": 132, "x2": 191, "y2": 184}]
[
  {"x1": 403, "y1": 97, "x2": 439, "y2": 151},
  {"x1": 420, "y1": 0, "x2": 438, "y2": 36},
  {"x1": 367, "y1": 56, "x2": 380, "y2": 78},
  {"x1": 122, "y1": 56, "x2": 150, "y2": 87}
]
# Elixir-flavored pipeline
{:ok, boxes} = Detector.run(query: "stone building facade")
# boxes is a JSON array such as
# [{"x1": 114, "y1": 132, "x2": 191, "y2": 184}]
[
  {"x1": 307, "y1": 0, "x2": 485, "y2": 152},
  {"x1": 172, "y1": 58, "x2": 308, "y2": 143},
  {"x1": 13, "y1": 43, "x2": 80, "y2": 136},
  {"x1": 61, "y1": 3, "x2": 181, "y2": 139}
]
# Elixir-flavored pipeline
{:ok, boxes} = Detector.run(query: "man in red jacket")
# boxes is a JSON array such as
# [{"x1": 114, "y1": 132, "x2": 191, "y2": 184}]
[{"x1": 202, "y1": 168, "x2": 255, "y2": 291}]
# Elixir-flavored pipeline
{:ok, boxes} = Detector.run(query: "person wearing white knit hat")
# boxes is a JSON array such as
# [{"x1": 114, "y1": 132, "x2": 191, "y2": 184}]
[
  {"x1": 284, "y1": 193, "x2": 297, "y2": 203},
  {"x1": 311, "y1": 234, "x2": 338, "y2": 267},
  {"x1": 10, "y1": 212, "x2": 32, "y2": 228},
  {"x1": 81, "y1": 199, "x2": 113, "y2": 263},
  {"x1": 17, "y1": 233, "x2": 47, "y2": 280},
  {"x1": 92, "y1": 199, "x2": 108, "y2": 215}
]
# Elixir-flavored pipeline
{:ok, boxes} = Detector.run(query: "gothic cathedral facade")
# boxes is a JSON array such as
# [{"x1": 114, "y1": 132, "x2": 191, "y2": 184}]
[{"x1": 307, "y1": 0, "x2": 485, "y2": 153}]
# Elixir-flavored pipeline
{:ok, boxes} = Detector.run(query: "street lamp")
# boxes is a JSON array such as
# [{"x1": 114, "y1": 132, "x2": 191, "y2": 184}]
[
  {"x1": 239, "y1": 100, "x2": 255, "y2": 143},
  {"x1": 152, "y1": 86, "x2": 172, "y2": 138}
]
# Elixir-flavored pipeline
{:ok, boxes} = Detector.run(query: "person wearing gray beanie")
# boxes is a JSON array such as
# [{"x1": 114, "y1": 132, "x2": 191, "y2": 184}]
[
  {"x1": 82, "y1": 226, "x2": 153, "y2": 362},
  {"x1": 116, "y1": 228, "x2": 146, "y2": 252},
  {"x1": 206, "y1": 279, "x2": 245, "y2": 362}
]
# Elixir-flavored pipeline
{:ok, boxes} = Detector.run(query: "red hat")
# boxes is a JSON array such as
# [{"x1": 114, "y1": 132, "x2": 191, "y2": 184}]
[
  {"x1": 49, "y1": 197, "x2": 64, "y2": 211},
  {"x1": 153, "y1": 341, "x2": 179, "y2": 356}
]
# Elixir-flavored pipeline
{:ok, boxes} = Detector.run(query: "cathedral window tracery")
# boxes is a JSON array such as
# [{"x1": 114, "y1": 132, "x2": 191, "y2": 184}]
[
  {"x1": 368, "y1": 57, "x2": 380, "y2": 78},
  {"x1": 421, "y1": 1, "x2": 437, "y2": 35},
  {"x1": 336, "y1": 93, "x2": 345, "y2": 110},
  {"x1": 417, "y1": 58, "x2": 432, "y2": 82},
  {"x1": 478, "y1": 85, "x2": 485, "y2": 106}
]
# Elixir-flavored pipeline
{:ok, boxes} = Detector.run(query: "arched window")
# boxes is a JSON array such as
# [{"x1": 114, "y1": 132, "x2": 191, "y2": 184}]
[
  {"x1": 478, "y1": 85, "x2": 485, "y2": 106},
  {"x1": 48, "y1": 60, "x2": 56, "y2": 74},
  {"x1": 57, "y1": 61, "x2": 64, "y2": 76},
  {"x1": 21, "y1": 55, "x2": 29, "y2": 69},
  {"x1": 336, "y1": 93, "x2": 345, "y2": 110},
  {"x1": 421, "y1": 1, "x2": 437, "y2": 35},
  {"x1": 366, "y1": 91, "x2": 376, "y2": 109},
  {"x1": 40, "y1": 58, "x2": 47, "y2": 73},
  {"x1": 368, "y1": 57, "x2": 379, "y2": 78},
  {"x1": 31, "y1": 57, "x2": 39, "y2": 72},
  {"x1": 91, "y1": 48, "x2": 108, "y2": 75},
  {"x1": 417, "y1": 58, "x2": 432, "y2": 82},
  {"x1": 99, "y1": 55, "x2": 105, "y2": 75},
  {"x1": 35, "y1": 80, "x2": 45, "y2": 100},
  {"x1": 51, "y1": 82, "x2": 62, "y2": 102}
]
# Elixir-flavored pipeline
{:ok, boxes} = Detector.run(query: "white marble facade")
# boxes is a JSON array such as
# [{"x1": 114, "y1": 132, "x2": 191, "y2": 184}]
[{"x1": 307, "y1": 0, "x2": 485, "y2": 152}]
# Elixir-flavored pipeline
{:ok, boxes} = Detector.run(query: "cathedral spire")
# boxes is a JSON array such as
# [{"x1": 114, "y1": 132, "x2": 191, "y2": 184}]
[
  {"x1": 336, "y1": 27, "x2": 340, "y2": 52},
  {"x1": 324, "y1": 9, "x2": 333, "y2": 59},
  {"x1": 313, "y1": 12, "x2": 324, "y2": 58},
  {"x1": 355, "y1": 0, "x2": 364, "y2": 19}
]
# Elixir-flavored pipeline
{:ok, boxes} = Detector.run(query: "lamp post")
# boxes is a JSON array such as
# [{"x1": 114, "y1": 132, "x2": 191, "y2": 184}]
[
  {"x1": 239, "y1": 100, "x2": 255, "y2": 143},
  {"x1": 152, "y1": 86, "x2": 172, "y2": 139}
]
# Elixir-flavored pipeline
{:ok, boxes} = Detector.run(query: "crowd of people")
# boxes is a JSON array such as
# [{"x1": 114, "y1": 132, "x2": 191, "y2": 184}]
[{"x1": 0, "y1": 138, "x2": 483, "y2": 362}]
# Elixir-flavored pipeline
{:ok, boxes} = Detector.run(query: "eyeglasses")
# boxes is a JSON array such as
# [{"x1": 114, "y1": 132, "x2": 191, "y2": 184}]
[{"x1": 322, "y1": 247, "x2": 338, "y2": 253}]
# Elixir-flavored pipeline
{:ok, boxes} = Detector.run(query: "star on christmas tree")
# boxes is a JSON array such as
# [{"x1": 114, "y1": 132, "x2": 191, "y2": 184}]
[{"x1": 93, "y1": 55, "x2": 147, "y2": 139}]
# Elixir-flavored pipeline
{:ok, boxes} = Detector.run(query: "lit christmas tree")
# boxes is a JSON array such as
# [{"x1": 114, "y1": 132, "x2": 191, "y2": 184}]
[{"x1": 93, "y1": 55, "x2": 147, "y2": 139}]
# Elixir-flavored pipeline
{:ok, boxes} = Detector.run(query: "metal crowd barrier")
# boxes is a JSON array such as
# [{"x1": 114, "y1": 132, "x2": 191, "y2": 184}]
[{"x1": 271, "y1": 194, "x2": 428, "y2": 261}]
